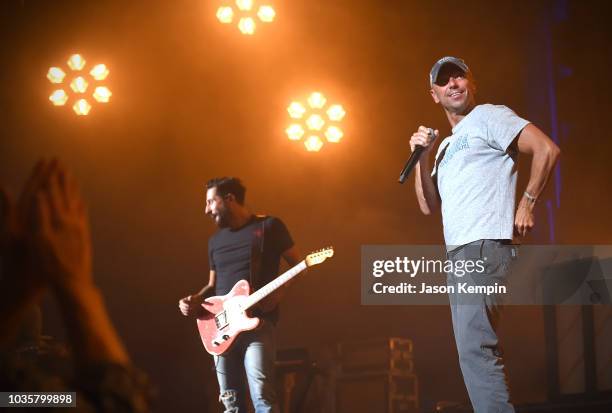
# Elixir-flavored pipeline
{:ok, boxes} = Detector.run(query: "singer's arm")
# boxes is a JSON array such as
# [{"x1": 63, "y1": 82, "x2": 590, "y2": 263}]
[
  {"x1": 513, "y1": 123, "x2": 560, "y2": 236},
  {"x1": 410, "y1": 126, "x2": 441, "y2": 215},
  {"x1": 414, "y1": 156, "x2": 440, "y2": 215}
]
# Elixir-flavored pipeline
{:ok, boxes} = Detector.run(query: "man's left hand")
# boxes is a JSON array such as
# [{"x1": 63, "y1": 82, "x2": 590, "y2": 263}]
[{"x1": 514, "y1": 200, "x2": 535, "y2": 237}]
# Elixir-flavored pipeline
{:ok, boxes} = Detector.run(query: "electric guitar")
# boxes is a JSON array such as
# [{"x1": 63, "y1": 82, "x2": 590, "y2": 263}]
[{"x1": 196, "y1": 247, "x2": 334, "y2": 356}]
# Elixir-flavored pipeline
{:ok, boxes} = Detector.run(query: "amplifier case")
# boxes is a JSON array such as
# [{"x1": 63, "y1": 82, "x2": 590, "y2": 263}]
[
  {"x1": 336, "y1": 372, "x2": 419, "y2": 413},
  {"x1": 338, "y1": 337, "x2": 414, "y2": 374}
]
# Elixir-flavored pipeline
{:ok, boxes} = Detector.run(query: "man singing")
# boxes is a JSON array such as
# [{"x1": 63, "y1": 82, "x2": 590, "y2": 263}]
[
  {"x1": 179, "y1": 177, "x2": 300, "y2": 413},
  {"x1": 410, "y1": 57, "x2": 560, "y2": 412}
]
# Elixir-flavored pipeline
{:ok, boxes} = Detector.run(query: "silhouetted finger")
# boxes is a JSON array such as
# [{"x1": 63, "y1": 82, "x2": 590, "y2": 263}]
[
  {"x1": 44, "y1": 166, "x2": 63, "y2": 220},
  {"x1": 33, "y1": 192, "x2": 51, "y2": 235},
  {"x1": 18, "y1": 159, "x2": 47, "y2": 216},
  {"x1": 56, "y1": 163, "x2": 73, "y2": 211}
]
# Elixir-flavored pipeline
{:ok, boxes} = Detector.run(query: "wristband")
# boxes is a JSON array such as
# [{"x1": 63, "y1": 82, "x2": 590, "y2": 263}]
[{"x1": 523, "y1": 191, "x2": 537, "y2": 203}]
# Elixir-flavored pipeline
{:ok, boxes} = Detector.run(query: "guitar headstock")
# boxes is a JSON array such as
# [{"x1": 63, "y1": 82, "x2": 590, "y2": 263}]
[{"x1": 305, "y1": 247, "x2": 334, "y2": 267}]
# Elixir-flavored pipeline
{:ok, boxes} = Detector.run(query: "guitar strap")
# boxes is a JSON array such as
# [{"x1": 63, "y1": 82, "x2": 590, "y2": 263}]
[{"x1": 250, "y1": 214, "x2": 268, "y2": 292}]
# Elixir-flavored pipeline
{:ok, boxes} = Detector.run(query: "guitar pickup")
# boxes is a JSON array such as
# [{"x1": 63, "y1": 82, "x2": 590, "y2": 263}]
[{"x1": 215, "y1": 311, "x2": 229, "y2": 329}]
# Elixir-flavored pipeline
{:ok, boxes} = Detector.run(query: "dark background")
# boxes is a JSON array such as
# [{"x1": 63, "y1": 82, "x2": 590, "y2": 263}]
[{"x1": 1, "y1": 0, "x2": 611, "y2": 411}]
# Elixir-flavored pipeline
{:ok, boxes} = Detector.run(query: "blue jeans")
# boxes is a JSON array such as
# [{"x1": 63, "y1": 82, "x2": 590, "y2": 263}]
[
  {"x1": 214, "y1": 321, "x2": 279, "y2": 413},
  {"x1": 447, "y1": 239, "x2": 517, "y2": 413}
]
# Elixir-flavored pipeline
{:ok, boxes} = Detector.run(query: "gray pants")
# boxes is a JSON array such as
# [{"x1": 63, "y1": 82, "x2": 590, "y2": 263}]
[{"x1": 447, "y1": 239, "x2": 517, "y2": 413}]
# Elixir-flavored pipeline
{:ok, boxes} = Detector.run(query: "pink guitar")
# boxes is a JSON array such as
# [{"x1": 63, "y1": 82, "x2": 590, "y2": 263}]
[{"x1": 196, "y1": 247, "x2": 334, "y2": 356}]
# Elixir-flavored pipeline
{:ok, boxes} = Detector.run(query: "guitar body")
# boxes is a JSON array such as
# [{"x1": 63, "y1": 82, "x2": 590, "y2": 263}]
[
  {"x1": 196, "y1": 279, "x2": 261, "y2": 356},
  {"x1": 194, "y1": 247, "x2": 334, "y2": 356}
]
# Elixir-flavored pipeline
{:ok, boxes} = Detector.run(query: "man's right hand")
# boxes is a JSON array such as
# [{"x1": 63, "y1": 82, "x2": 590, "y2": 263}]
[
  {"x1": 27, "y1": 160, "x2": 94, "y2": 290},
  {"x1": 178, "y1": 294, "x2": 205, "y2": 317},
  {"x1": 410, "y1": 126, "x2": 439, "y2": 152}
]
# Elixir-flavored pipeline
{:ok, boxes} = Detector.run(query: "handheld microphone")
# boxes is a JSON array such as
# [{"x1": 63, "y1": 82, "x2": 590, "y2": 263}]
[{"x1": 398, "y1": 128, "x2": 435, "y2": 184}]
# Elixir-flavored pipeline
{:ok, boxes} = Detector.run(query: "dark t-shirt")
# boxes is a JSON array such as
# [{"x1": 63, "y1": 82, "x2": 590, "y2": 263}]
[{"x1": 208, "y1": 215, "x2": 294, "y2": 319}]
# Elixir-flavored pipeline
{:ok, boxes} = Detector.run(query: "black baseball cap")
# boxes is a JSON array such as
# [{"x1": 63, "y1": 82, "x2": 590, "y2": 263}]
[{"x1": 429, "y1": 56, "x2": 469, "y2": 87}]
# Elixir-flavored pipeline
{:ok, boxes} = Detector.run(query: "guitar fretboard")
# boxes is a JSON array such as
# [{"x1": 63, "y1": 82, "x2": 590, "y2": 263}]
[{"x1": 242, "y1": 260, "x2": 307, "y2": 310}]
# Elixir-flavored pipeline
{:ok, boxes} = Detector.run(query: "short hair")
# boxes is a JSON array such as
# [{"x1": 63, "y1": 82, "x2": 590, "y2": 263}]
[{"x1": 206, "y1": 177, "x2": 246, "y2": 205}]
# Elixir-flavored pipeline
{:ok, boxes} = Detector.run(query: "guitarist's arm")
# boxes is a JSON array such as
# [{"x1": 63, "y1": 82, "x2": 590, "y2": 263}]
[
  {"x1": 195, "y1": 270, "x2": 216, "y2": 298},
  {"x1": 282, "y1": 245, "x2": 302, "y2": 267},
  {"x1": 258, "y1": 246, "x2": 301, "y2": 312},
  {"x1": 178, "y1": 270, "x2": 216, "y2": 317}
]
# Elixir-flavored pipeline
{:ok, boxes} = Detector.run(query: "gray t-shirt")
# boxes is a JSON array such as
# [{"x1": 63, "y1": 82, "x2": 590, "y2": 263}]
[{"x1": 431, "y1": 104, "x2": 530, "y2": 249}]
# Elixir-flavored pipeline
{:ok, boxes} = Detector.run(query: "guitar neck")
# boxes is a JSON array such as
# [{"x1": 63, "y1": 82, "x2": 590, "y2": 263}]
[{"x1": 243, "y1": 260, "x2": 308, "y2": 310}]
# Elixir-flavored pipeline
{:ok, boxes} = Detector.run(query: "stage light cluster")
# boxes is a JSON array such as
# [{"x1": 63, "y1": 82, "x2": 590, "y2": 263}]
[
  {"x1": 286, "y1": 92, "x2": 346, "y2": 152},
  {"x1": 216, "y1": 1, "x2": 275, "y2": 35},
  {"x1": 47, "y1": 54, "x2": 111, "y2": 116}
]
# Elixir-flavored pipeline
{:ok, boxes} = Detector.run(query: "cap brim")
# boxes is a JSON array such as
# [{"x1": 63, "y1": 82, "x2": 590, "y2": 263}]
[{"x1": 430, "y1": 61, "x2": 469, "y2": 87}]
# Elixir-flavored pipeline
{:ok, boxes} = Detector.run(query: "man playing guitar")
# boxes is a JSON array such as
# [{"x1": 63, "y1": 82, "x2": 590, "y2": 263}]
[{"x1": 179, "y1": 177, "x2": 300, "y2": 413}]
